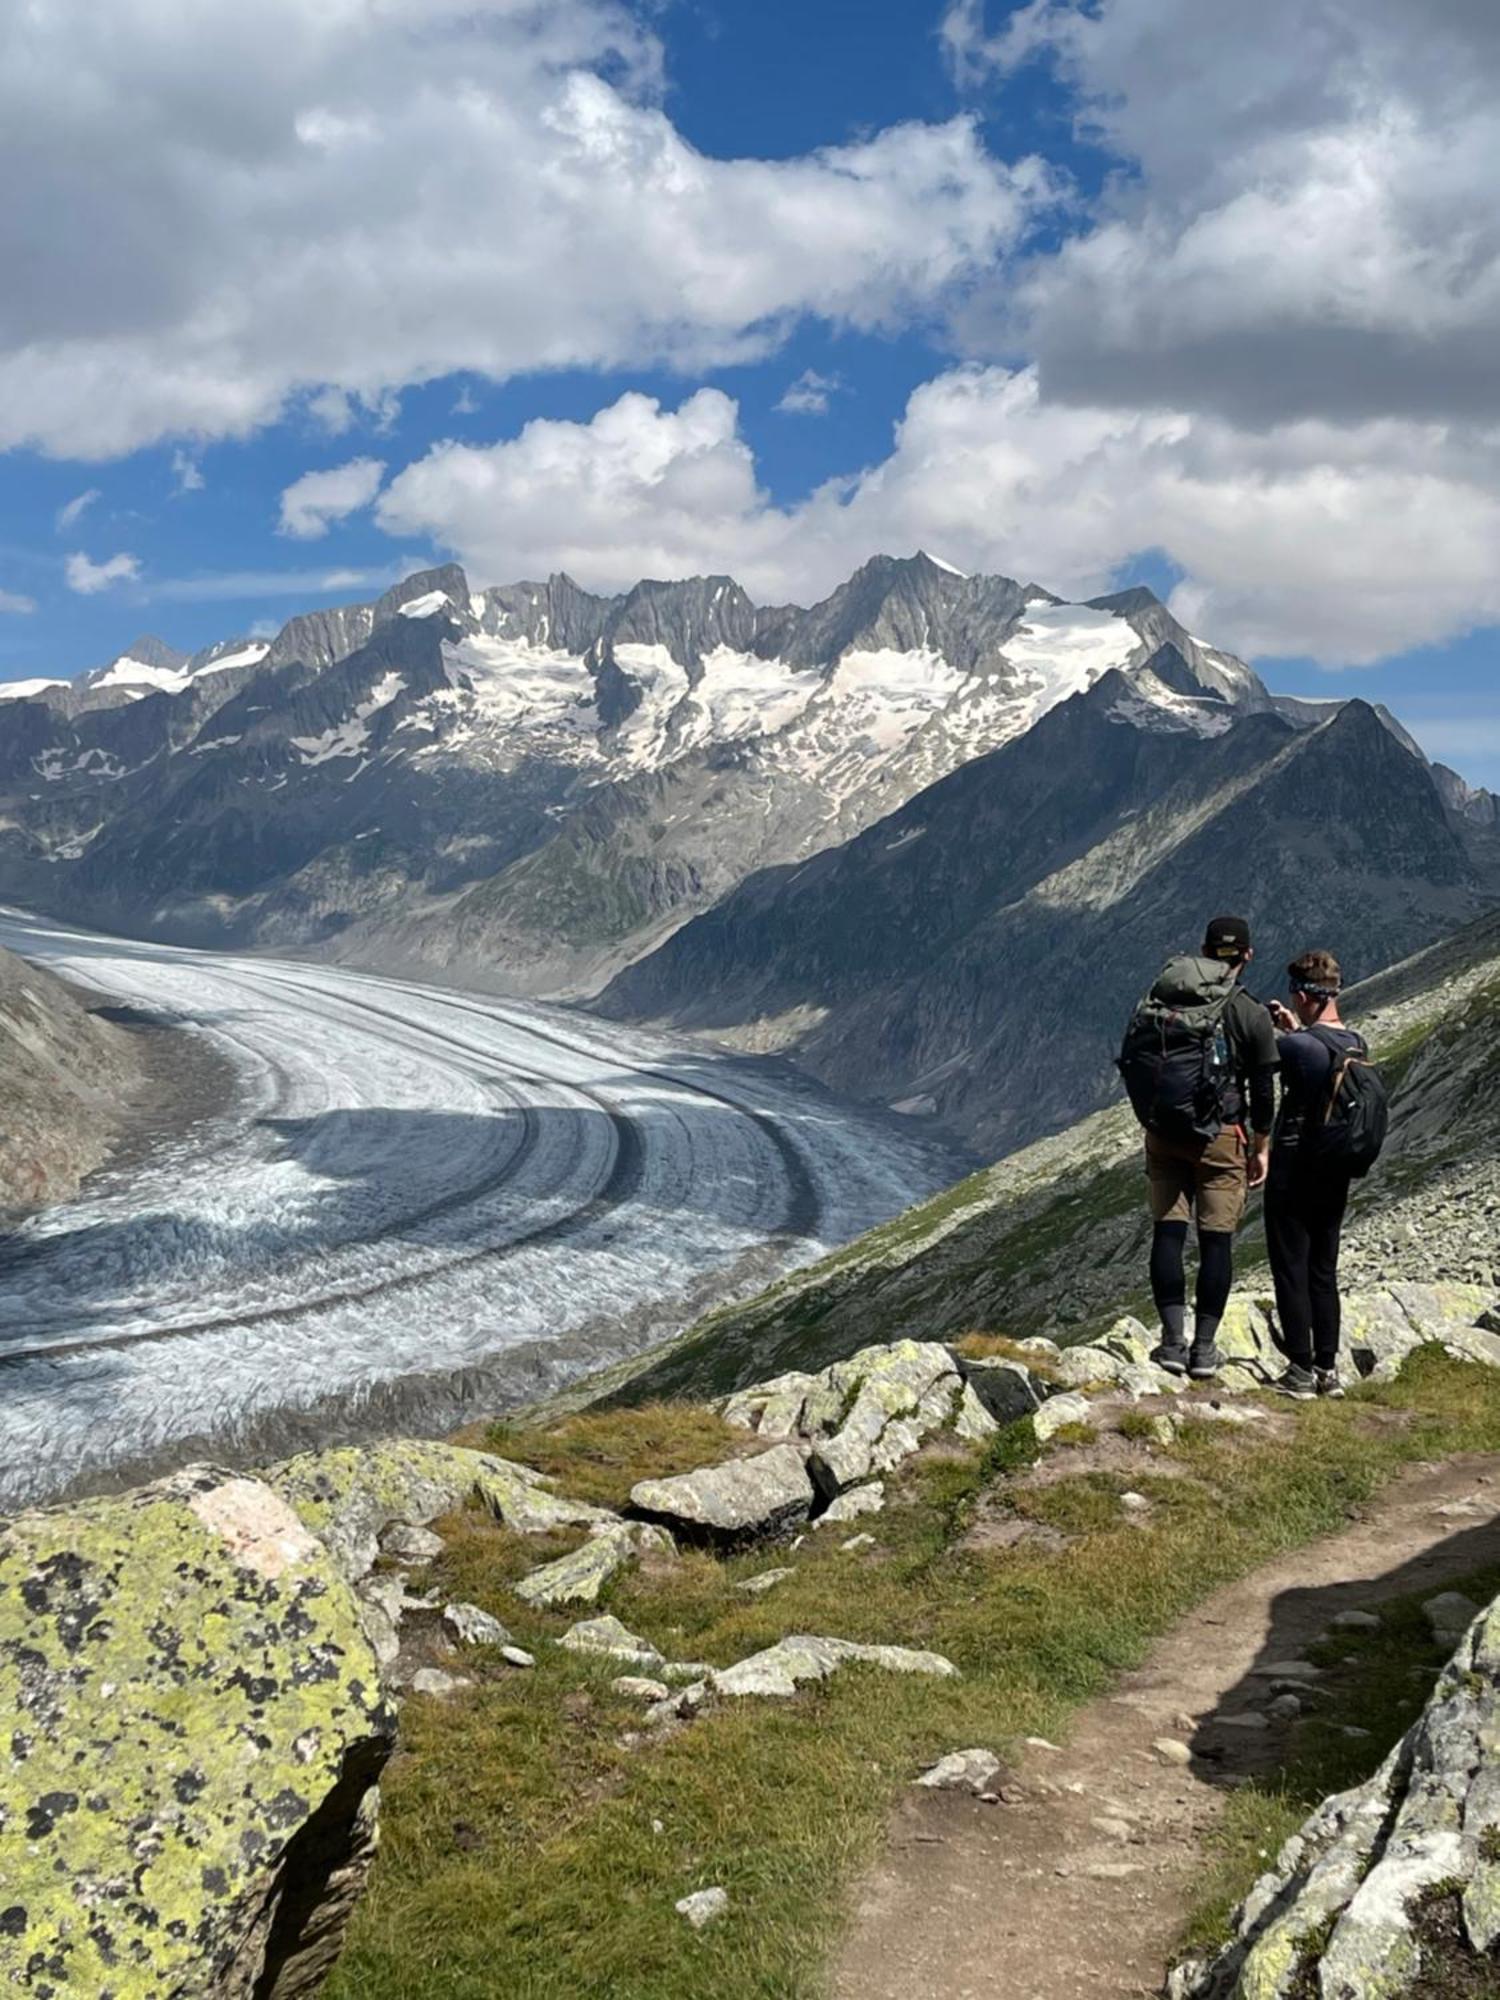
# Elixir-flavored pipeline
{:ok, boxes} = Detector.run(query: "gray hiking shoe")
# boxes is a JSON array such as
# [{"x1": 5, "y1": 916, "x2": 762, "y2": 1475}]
[
  {"x1": 1315, "y1": 1369, "x2": 1346, "y2": 1400},
  {"x1": 1274, "y1": 1365, "x2": 1318, "y2": 1401},
  {"x1": 1188, "y1": 1343, "x2": 1224, "y2": 1380},
  {"x1": 1152, "y1": 1341, "x2": 1190, "y2": 1377}
]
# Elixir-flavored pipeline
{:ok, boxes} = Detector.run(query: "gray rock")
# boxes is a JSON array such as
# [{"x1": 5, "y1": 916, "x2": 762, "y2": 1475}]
[
  {"x1": 1177, "y1": 1587, "x2": 1500, "y2": 1996},
  {"x1": 1424, "y1": 1590, "x2": 1480, "y2": 1643},
  {"x1": 841, "y1": 1533, "x2": 877, "y2": 1553},
  {"x1": 443, "y1": 1601, "x2": 513, "y2": 1648},
  {"x1": 631, "y1": 1443, "x2": 814, "y2": 1546},
  {"x1": 713, "y1": 1633, "x2": 957, "y2": 1699},
  {"x1": 819, "y1": 1481, "x2": 886, "y2": 1523},
  {"x1": 806, "y1": 1341, "x2": 962, "y2": 1494},
  {"x1": 959, "y1": 1357, "x2": 1046, "y2": 1425},
  {"x1": 736, "y1": 1566, "x2": 795, "y2": 1595},
  {"x1": 613, "y1": 1676, "x2": 672, "y2": 1703},
  {"x1": 515, "y1": 1521, "x2": 671, "y2": 1607},
  {"x1": 917, "y1": 1749, "x2": 1003, "y2": 1793},
  {"x1": 1032, "y1": 1392, "x2": 1095, "y2": 1443},
  {"x1": 676, "y1": 1887, "x2": 729, "y2": 1929},
  {"x1": 409, "y1": 1666, "x2": 472, "y2": 1699},
  {"x1": 1330, "y1": 1609, "x2": 1382, "y2": 1632},
  {"x1": 380, "y1": 1522, "x2": 445, "y2": 1564},
  {"x1": 500, "y1": 1646, "x2": 536, "y2": 1669},
  {"x1": 560, "y1": 1615, "x2": 666, "y2": 1669},
  {"x1": 1153, "y1": 1738, "x2": 1193, "y2": 1766},
  {"x1": 954, "y1": 1381, "x2": 1000, "y2": 1441}
]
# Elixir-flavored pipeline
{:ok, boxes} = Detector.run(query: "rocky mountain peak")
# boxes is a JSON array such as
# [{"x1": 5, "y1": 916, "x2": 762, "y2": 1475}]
[{"x1": 373, "y1": 564, "x2": 472, "y2": 626}]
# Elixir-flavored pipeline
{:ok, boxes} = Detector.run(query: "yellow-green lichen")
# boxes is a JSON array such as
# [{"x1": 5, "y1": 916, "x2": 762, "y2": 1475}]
[{"x1": 0, "y1": 1466, "x2": 391, "y2": 1998}]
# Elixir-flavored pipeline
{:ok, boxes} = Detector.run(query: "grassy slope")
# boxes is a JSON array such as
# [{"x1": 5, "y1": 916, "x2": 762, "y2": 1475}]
[
  {"x1": 329, "y1": 1353, "x2": 1500, "y2": 2000},
  {"x1": 563, "y1": 909, "x2": 1500, "y2": 1411}
]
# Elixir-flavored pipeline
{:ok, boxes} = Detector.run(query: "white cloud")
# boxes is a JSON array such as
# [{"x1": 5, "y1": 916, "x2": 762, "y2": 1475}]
[
  {"x1": 54, "y1": 487, "x2": 100, "y2": 531},
  {"x1": 947, "y1": 0, "x2": 1500, "y2": 429},
  {"x1": 378, "y1": 373, "x2": 1500, "y2": 664},
  {"x1": 278, "y1": 457, "x2": 387, "y2": 539},
  {"x1": 0, "y1": 588, "x2": 37, "y2": 614},
  {"x1": 0, "y1": 0, "x2": 1048, "y2": 459},
  {"x1": 171, "y1": 447, "x2": 205, "y2": 493},
  {"x1": 776, "y1": 369, "x2": 843, "y2": 416},
  {"x1": 65, "y1": 550, "x2": 141, "y2": 595}
]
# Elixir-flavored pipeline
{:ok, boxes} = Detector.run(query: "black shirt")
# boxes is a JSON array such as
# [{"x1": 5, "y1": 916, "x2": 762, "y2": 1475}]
[
  {"x1": 1222, "y1": 986, "x2": 1280, "y2": 1134},
  {"x1": 1274, "y1": 1025, "x2": 1365, "y2": 1157}
]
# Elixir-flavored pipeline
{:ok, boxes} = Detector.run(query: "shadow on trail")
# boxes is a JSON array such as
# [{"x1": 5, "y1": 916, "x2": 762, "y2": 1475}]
[{"x1": 1189, "y1": 1508, "x2": 1500, "y2": 1787}]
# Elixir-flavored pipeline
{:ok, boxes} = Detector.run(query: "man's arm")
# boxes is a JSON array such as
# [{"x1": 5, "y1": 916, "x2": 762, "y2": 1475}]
[{"x1": 1238, "y1": 997, "x2": 1279, "y2": 1186}]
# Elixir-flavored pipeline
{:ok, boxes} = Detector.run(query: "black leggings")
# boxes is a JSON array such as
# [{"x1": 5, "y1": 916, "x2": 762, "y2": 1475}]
[
  {"x1": 1150, "y1": 1220, "x2": 1234, "y2": 1335},
  {"x1": 1264, "y1": 1172, "x2": 1352, "y2": 1370}
]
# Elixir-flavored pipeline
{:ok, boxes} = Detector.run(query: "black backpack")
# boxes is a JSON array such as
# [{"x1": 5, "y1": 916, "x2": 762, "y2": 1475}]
[
  {"x1": 1117, "y1": 955, "x2": 1240, "y2": 1143},
  {"x1": 1304, "y1": 1027, "x2": 1388, "y2": 1178}
]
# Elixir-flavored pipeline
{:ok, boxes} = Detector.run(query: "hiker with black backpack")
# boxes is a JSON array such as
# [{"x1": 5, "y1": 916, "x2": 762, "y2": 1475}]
[
  {"x1": 1118, "y1": 915, "x2": 1280, "y2": 1382},
  {"x1": 1263, "y1": 949, "x2": 1388, "y2": 1400}
]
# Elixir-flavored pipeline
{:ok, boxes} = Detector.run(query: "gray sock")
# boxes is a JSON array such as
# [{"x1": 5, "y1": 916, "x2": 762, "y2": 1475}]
[
  {"x1": 1160, "y1": 1303, "x2": 1187, "y2": 1346},
  {"x1": 1193, "y1": 1313, "x2": 1222, "y2": 1352}
]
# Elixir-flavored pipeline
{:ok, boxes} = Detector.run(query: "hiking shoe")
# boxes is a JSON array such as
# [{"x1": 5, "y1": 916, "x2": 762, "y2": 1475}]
[
  {"x1": 1315, "y1": 1369, "x2": 1346, "y2": 1400},
  {"x1": 1188, "y1": 1343, "x2": 1224, "y2": 1380},
  {"x1": 1152, "y1": 1341, "x2": 1190, "y2": 1377},
  {"x1": 1273, "y1": 1365, "x2": 1318, "y2": 1401}
]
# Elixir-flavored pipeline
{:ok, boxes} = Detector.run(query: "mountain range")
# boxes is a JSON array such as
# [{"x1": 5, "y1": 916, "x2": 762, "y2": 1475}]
[{"x1": 1, "y1": 553, "x2": 1495, "y2": 1149}]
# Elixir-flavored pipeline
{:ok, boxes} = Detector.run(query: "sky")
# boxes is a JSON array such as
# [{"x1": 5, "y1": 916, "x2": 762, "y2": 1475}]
[{"x1": 1, "y1": 0, "x2": 1498, "y2": 785}]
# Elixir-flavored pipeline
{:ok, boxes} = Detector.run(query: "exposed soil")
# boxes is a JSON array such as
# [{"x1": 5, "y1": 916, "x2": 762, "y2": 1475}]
[{"x1": 833, "y1": 1453, "x2": 1500, "y2": 2000}]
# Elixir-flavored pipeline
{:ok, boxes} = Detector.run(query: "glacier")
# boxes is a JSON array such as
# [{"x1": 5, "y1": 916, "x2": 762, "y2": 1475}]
[{"x1": 0, "y1": 911, "x2": 957, "y2": 1510}]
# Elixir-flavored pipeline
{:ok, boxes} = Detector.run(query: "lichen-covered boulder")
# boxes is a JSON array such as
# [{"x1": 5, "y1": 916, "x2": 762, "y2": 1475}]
[
  {"x1": 1182, "y1": 1589, "x2": 1500, "y2": 1997},
  {"x1": 1032, "y1": 1392, "x2": 1095, "y2": 1442},
  {"x1": 0, "y1": 1465, "x2": 393, "y2": 2000},
  {"x1": 805, "y1": 1341, "x2": 961, "y2": 1495},
  {"x1": 268, "y1": 1441, "x2": 612, "y2": 1578},
  {"x1": 631, "y1": 1444, "x2": 814, "y2": 1548},
  {"x1": 721, "y1": 1371, "x2": 820, "y2": 1439}
]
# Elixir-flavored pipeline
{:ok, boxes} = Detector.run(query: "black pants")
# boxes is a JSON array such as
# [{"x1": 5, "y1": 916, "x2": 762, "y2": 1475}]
[{"x1": 1264, "y1": 1168, "x2": 1352, "y2": 1370}]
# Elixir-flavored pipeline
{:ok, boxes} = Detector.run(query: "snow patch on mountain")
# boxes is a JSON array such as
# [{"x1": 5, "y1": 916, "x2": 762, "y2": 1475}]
[
  {"x1": 0, "y1": 679, "x2": 65, "y2": 702},
  {"x1": 290, "y1": 672, "x2": 406, "y2": 766}
]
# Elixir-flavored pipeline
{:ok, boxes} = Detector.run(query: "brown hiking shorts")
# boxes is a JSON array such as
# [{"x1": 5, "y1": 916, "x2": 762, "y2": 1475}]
[{"x1": 1144, "y1": 1127, "x2": 1249, "y2": 1232}]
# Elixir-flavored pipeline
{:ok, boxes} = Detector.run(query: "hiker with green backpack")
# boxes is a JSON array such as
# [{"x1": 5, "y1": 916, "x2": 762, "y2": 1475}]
[
  {"x1": 1118, "y1": 916, "x2": 1280, "y2": 1381},
  {"x1": 1263, "y1": 949, "x2": 1388, "y2": 1399}
]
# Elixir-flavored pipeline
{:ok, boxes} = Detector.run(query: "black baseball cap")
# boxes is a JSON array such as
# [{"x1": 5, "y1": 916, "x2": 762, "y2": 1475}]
[{"x1": 1203, "y1": 914, "x2": 1252, "y2": 961}]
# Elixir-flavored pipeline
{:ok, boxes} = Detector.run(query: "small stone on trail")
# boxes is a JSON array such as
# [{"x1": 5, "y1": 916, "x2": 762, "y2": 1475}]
[
  {"x1": 1253, "y1": 1659, "x2": 1321, "y2": 1680},
  {"x1": 381, "y1": 1523, "x2": 444, "y2": 1563},
  {"x1": 1091, "y1": 1816, "x2": 1136, "y2": 1841},
  {"x1": 1086, "y1": 1862, "x2": 1144, "y2": 1880},
  {"x1": 1154, "y1": 1738, "x2": 1193, "y2": 1766},
  {"x1": 916, "y1": 1749, "x2": 1003, "y2": 1794},
  {"x1": 410, "y1": 1667, "x2": 470, "y2": 1699},
  {"x1": 676, "y1": 1887, "x2": 729, "y2": 1930},
  {"x1": 443, "y1": 1601, "x2": 513, "y2": 1648},
  {"x1": 1024, "y1": 1736, "x2": 1061, "y2": 1752},
  {"x1": 1329, "y1": 1609, "x2": 1381, "y2": 1632},
  {"x1": 841, "y1": 1533, "x2": 877, "y2": 1552},
  {"x1": 1424, "y1": 1590, "x2": 1480, "y2": 1643},
  {"x1": 1120, "y1": 1492, "x2": 1150, "y2": 1512},
  {"x1": 500, "y1": 1646, "x2": 535, "y2": 1669},
  {"x1": 1341, "y1": 1725, "x2": 1371, "y2": 1739},
  {"x1": 1267, "y1": 1693, "x2": 1302, "y2": 1721}
]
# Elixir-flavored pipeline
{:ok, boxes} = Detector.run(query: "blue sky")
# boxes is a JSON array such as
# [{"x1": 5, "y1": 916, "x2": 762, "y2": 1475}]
[{"x1": 2, "y1": 0, "x2": 1498, "y2": 785}]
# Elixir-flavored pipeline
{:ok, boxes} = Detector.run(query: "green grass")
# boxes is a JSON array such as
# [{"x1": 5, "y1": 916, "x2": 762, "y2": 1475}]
[{"x1": 326, "y1": 1351, "x2": 1500, "y2": 2000}]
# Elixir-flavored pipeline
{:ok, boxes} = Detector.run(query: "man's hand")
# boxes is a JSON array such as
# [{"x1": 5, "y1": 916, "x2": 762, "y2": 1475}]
[
  {"x1": 1268, "y1": 1000, "x2": 1296, "y2": 1031},
  {"x1": 1248, "y1": 1138, "x2": 1270, "y2": 1188}
]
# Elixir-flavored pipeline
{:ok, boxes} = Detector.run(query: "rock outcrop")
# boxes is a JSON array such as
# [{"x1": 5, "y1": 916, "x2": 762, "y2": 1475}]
[
  {"x1": 0, "y1": 1465, "x2": 392, "y2": 1999},
  {"x1": 1178, "y1": 1592, "x2": 1500, "y2": 1997}
]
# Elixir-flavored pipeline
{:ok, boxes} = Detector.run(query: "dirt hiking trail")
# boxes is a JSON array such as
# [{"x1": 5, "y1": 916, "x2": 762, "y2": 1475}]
[{"x1": 834, "y1": 1454, "x2": 1500, "y2": 2000}]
